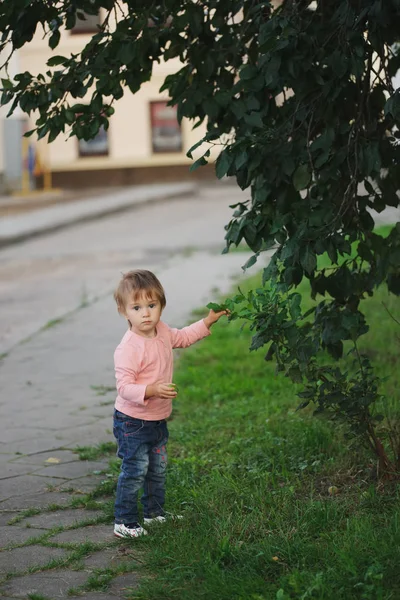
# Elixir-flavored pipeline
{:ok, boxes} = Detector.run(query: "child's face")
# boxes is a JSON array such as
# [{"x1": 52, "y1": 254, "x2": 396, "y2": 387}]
[{"x1": 123, "y1": 292, "x2": 162, "y2": 338}]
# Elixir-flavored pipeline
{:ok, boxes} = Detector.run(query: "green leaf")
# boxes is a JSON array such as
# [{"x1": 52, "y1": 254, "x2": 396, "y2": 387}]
[
  {"x1": 189, "y1": 154, "x2": 209, "y2": 172},
  {"x1": 186, "y1": 137, "x2": 205, "y2": 159},
  {"x1": 300, "y1": 246, "x2": 317, "y2": 275},
  {"x1": 287, "y1": 366, "x2": 303, "y2": 383},
  {"x1": 239, "y1": 64, "x2": 259, "y2": 81},
  {"x1": 242, "y1": 254, "x2": 258, "y2": 272},
  {"x1": 215, "y1": 150, "x2": 232, "y2": 179},
  {"x1": 326, "y1": 340, "x2": 343, "y2": 360},
  {"x1": 189, "y1": 145, "x2": 210, "y2": 172},
  {"x1": 47, "y1": 55, "x2": 68, "y2": 67},
  {"x1": 206, "y1": 302, "x2": 226, "y2": 311},
  {"x1": 1, "y1": 78, "x2": 13, "y2": 90},
  {"x1": 49, "y1": 30, "x2": 61, "y2": 50},
  {"x1": 384, "y1": 91, "x2": 400, "y2": 120},
  {"x1": 289, "y1": 293, "x2": 302, "y2": 320},
  {"x1": 293, "y1": 165, "x2": 311, "y2": 191},
  {"x1": 244, "y1": 111, "x2": 263, "y2": 128},
  {"x1": 230, "y1": 100, "x2": 246, "y2": 119},
  {"x1": 387, "y1": 274, "x2": 400, "y2": 295},
  {"x1": 235, "y1": 150, "x2": 248, "y2": 170},
  {"x1": 284, "y1": 266, "x2": 303, "y2": 286}
]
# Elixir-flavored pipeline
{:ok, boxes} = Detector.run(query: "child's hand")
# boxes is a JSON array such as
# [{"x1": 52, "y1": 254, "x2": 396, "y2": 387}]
[{"x1": 203, "y1": 308, "x2": 230, "y2": 329}]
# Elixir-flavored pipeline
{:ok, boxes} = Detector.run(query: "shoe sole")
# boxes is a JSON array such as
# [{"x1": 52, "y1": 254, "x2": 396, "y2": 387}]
[
  {"x1": 114, "y1": 531, "x2": 146, "y2": 538},
  {"x1": 144, "y1": 517, "x2": 183, "y2": 525}
]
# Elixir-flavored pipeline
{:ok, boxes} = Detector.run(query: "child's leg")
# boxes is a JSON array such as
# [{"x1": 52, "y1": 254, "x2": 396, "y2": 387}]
[
  {"x1": 141, "y1": 421, "x2": 169, "y2": 519},
  {"x1": 113, "y1": 411, "x2": 150, "y2": 525}
]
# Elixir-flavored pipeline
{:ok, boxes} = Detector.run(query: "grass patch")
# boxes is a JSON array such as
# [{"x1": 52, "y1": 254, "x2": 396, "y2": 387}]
[
  {"x1": 68, "y1": 562, "x2": 139, "y2": 596},
  {"x1": 8, "y1": 507, "x2": 41, "y2": 525},
  {"x1": 74, "y1": 441, "x2": 116, "y2": 461},
  {"x1": 118, "y1": 233, "x2": 400, "y2": 599}
]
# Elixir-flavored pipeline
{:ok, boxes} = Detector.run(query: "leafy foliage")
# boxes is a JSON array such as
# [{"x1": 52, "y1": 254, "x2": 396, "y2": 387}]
[{"x1": 1, "y1": 0, "x2": 400, "y2": 475}]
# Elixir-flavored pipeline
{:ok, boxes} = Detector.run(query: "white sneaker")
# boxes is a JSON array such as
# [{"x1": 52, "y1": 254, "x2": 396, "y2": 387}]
[
  {"x1": 114, "y1": 523, "x2": 148, "y2": 538},
  {"x1": 144, "y1": 514, "x2": 183, "y2": 525}
]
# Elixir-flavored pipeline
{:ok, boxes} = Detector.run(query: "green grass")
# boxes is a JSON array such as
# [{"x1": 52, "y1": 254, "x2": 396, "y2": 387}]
[
  {"x1": 114, "y1": 227, "x2": 400, "y2": 600},
  {"x1": 74, "y1": 441, "x2": 116, "y2": 461}
]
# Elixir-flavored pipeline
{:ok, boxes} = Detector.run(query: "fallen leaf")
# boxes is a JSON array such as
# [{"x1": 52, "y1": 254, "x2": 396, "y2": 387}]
[{"x1": 45, "y1": 457, "x2": 61, "y2": 464}]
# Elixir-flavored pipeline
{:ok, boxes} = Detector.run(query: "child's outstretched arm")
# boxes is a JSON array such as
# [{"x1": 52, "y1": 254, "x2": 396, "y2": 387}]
[{"x1": 167, "y1": 309, "x2": 228, "y2": 349}]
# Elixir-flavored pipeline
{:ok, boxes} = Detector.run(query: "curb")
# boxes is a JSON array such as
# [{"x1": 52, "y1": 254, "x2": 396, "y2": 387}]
[{"x1": 0, "y1": 182, "x2": 195, "y2": 248}]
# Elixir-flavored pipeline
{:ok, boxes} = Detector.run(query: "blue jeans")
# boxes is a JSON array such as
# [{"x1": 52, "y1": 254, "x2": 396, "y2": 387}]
[{"x1": 113, "y1": 409, "x2": 169, "y2": 524}]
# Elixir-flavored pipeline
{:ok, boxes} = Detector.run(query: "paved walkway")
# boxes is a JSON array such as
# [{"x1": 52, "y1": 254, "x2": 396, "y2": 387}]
[{"x1": 0, "y1": 183, "x2": 398, "y2": 600}]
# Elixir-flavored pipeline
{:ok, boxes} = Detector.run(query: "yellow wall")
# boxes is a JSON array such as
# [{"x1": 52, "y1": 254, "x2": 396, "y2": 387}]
[{"x1": 18, "y1": 22, "x2": 215, "y2": 174}]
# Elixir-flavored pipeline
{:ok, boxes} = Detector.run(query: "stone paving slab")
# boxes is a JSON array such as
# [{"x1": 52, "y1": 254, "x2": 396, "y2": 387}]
[
  {"x1": 0, "y1": 545, "x2": 67, "y2": 574},
  {"x1": 82, "y1": 547, "x2": 138, "y2": 570},
  {"x1": 0, "y1": 475, "x2": 69, "y2": 501},
  {"x1": 3, "y1": 438, "x2": 70, "y2": 456},
  {"x1": 0, "y1": 513, "x2": 15, "y2": 526},
  {"x1": 108, "y1": 573, "x2": 139, "y2": 596},
  {"x1": 63, "y1": 425, "x2": 116, "y2": 446},
  {"x1": 10, "y1": 449, "x2": 81, "y2": 466},
  {"x1": 19, "y1": 509, "x2": 103, "y2": 530},
  {"x1": 57, "y1": 477, "x2": 109, "y2": 494},
  {"x1": 49, "y1": 524, "x2": 112, "y2": 544},
  {"x1": 0, "y1": 427, "x2": 54, "y2": 444},
  {"x1": 0, "y1": 490, "x2": 76, "y2": 510},
  {"x1": 20, "y1": 414, "x2": 100, "y2": 432},
  {"x1": 33, "y1": 459, "x2": 108, "y2": 480},
  {"x1": 0, "y1": 525, "x2": 47, "y2": 548},
  {"x1": 0, "y1": 569, "x2": 89, "y2": 598},
  {"x1": 0, "y1": 462, "x2": 42, "y2": 479}
]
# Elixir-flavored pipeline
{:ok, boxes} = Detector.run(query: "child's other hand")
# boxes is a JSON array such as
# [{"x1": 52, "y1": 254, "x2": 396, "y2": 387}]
[{"x1": 154, "y1": 382, "x2": 178, "y2": 399}]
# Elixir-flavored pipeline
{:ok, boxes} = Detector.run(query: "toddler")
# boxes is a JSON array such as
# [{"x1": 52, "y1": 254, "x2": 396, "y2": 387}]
[{"x1": 112, "y1": 269, "x2": 227, "y2": 538}]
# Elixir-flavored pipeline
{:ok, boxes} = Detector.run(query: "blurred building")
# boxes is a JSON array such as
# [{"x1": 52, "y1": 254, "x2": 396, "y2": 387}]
[
  {"x1": 0, "y1": 51, "x2": 33, "y2": 194},
  {"x1": 16, "y1": 13, "x2": 215, "y2": 189}
]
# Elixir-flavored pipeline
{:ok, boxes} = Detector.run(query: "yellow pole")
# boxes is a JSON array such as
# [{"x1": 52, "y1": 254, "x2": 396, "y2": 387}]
[
  {"x1": 21, "y1": 136, "x2": 30, "y2": 193},
  {"x1": 40, "y1": 140, "x2": 56, "y2": 192},
  {"x1": 43, "y1": 165, "x2": 52, "y2": 191}
]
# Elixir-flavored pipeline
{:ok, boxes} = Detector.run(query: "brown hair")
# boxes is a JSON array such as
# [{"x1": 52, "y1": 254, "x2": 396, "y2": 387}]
[{"x1": 114, "y1": 270, "x2": 166, "y2": 315}]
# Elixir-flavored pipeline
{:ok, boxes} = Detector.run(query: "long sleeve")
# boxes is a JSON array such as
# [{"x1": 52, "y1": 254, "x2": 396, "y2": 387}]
[
  {"x1": 114, "y1": 344, "x2": 148, "y2": 406},
  {"x1": 168, "y1": 318, "x2": 211, "y2": 349}
]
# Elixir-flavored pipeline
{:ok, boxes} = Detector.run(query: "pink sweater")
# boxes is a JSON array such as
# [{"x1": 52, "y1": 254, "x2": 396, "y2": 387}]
[{"x1": 114, "y1": 319, "x2": 211, "y2": 420}]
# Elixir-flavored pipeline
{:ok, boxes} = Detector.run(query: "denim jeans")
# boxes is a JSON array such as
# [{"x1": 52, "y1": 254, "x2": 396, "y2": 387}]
[{"x1": 113, "y1": 409, "x2": 169, "y2": 524}]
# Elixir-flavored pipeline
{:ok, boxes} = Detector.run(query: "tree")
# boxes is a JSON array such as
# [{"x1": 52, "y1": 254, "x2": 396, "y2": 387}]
[{"x1": 1, "y1": 0, "x2": 400, "y2": 477}]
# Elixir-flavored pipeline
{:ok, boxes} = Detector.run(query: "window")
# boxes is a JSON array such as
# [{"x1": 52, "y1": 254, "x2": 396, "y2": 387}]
[
  {"x1": 150, "y1": 101, "x2": 182, "y2": 153},
  {"x1": 78, "y1": 125, "x2": 109, "y2": 157},
  {"x1": 71, "y1": 11, "x2": 100, "y2": 34}
]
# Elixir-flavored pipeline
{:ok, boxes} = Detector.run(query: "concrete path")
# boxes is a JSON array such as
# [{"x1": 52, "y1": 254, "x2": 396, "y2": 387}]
[{"x1": 0, "y1": 181, "x2": 398, "y2": 600}]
